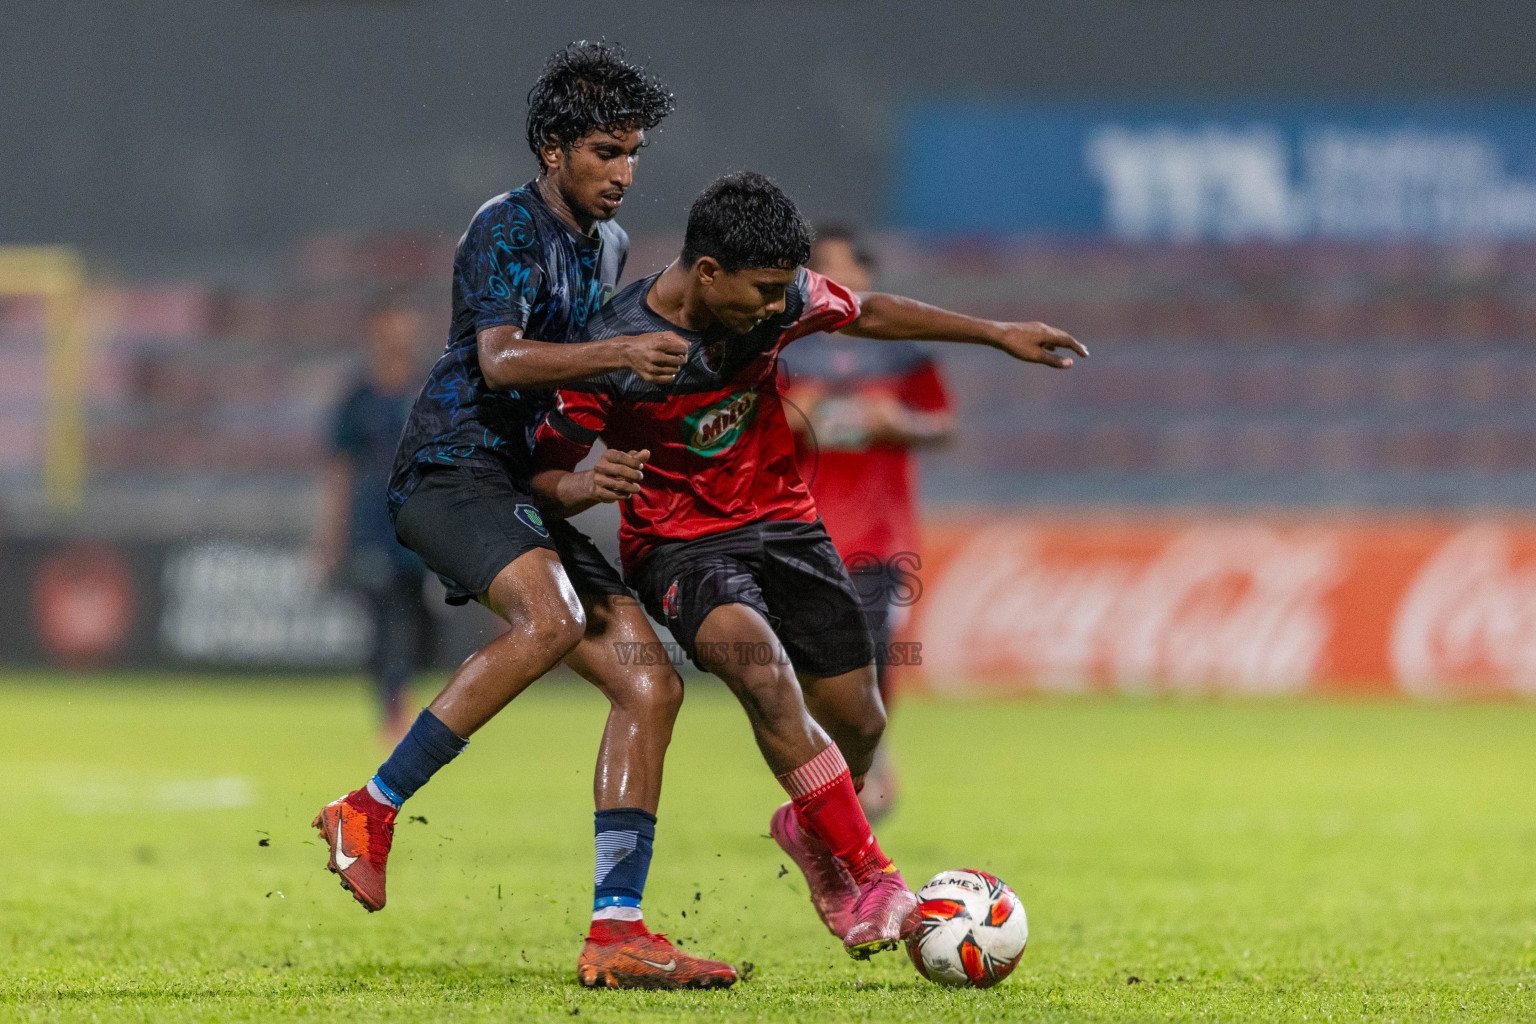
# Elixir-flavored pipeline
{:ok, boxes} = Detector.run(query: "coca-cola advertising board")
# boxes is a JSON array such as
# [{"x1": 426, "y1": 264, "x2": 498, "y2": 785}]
[{"x1": 905, "y1": 516, "x2": 1536, "y2": 697}]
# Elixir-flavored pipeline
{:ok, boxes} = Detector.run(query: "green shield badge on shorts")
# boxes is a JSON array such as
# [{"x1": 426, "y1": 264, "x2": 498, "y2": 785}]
[{"x1": 514, "y1": 503, "x2": 550, "y2": 538}]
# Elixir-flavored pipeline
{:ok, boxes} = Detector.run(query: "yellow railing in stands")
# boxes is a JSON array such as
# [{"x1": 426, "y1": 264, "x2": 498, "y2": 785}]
[{"x1": 0, "y1": 246, "x2": 88, "y2": 509}]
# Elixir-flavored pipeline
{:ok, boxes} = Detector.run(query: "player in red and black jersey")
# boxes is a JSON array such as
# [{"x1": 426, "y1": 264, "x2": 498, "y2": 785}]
[
  {"x1": 533, "y1": 173, "x2": 1085, "y2": 958},
  {"x1": 780, "y1": 227, "x2": 956, "y2": 822}
]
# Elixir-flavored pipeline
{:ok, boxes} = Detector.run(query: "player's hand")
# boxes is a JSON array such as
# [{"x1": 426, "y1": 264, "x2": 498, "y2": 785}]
[
  {"x1": 623, "y1": 331, "x2": 690, "y2": 384},
  {"x1": 992, "y1": 322, "x2": 1088, "y2": 369},
  {"x1": 861, "y1": 394, "x2": 908, "y2": 439},
  {"x1": 588, "y1": 448, "x2": 650, "y2": 503}
]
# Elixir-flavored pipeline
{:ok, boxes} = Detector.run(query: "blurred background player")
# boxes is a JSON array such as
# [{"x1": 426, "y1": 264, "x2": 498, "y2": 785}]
[
  {"x1": 313, "y1": 299, "x2": 433, "y2": 743},
  {"x1": 780, "y1": 226, "x2": 955, "y2": 821}
]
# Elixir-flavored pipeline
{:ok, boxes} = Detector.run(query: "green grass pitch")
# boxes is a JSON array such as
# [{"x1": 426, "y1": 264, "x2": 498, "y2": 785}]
[{"x1": 2, "y1": 673, "x2": 1535, "y2": 1022}]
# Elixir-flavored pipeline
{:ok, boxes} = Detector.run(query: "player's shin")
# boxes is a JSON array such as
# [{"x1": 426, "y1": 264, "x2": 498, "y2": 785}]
[
  {"x1": 369, "y1": 707, "x2": 469, "y2": 808},
  {"x1": 775, "y1": 743, "x2": 894, "y2": 885}
]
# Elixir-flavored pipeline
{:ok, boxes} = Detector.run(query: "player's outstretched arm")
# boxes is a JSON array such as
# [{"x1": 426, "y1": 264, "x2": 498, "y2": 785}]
[
  {"x1": 838, "y1": 293, "x2": 1087, "y2": 369},
  {"x1": 531, "y1": 448, "x2": 650, "y2": 520},
  {"x1": 478, "y1": 326, "x2": 689, "y2": 390}
]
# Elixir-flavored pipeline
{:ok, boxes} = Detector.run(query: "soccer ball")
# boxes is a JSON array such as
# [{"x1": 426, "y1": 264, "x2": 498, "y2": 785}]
[{"x1": 905, "y1": 869, "x2": 1028, "y2": 988}]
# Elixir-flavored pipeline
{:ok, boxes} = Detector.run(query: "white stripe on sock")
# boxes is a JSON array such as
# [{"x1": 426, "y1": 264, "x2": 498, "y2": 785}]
[
  {"x1": 592, "y1": 906, "x2": 645, "y2": 922},
  {"x1": 594, "y1": 830, "x2": 638, "y2": 886},
  {"x1": 776, "y1": 744, "x2": 849, "y2": 800},
  {"x1": 365, "y1": 779, "x2": 400, "y2": 809}
]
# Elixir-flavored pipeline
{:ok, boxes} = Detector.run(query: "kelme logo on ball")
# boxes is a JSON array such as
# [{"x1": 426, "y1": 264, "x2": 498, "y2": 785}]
[
  {"x1": 514, "y1": 503, "x2": 549, "y2": 538},
  {"x1": 684, "y1": 388, "x2": 758, "y2": 456}
]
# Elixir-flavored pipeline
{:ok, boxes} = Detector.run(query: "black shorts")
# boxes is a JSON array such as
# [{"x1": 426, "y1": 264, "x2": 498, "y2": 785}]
[
  {"x1": 849, "y1": 564, "x2": 894, "y2": 665},
  {"x1": 394, "y1": 462, "x2": 627, "y2": 606},
  {"x1": 633, "y1": 518, "x2": 874, "y2": 678}
]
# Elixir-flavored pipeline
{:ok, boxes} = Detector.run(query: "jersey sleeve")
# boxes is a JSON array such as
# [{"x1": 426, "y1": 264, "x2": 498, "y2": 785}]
[
  {"x1": 899, "y1": 358, "x2": 954, "y2": 414},
  {"x1": 778, "y1": 268, "x2": 862, "y2": 348},
  {"x1": 533, "y1": 387, "x2": 612, "y2": 466},
  {"x1": 458, "y1": 199, "x2": 546, "y2": 334},
  {"x1": 608, "y1": 221, "x2": 631, "y2": 286}
]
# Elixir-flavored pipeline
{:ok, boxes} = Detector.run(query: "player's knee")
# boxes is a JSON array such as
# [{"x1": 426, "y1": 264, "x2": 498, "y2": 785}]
[
  {"x1": 650, "y1": 667, "x2": 685, "y2": 720},
  {"x1": 511, "y1": 600, "x2": 586, "y2": 657},
  {"x1": 542, "y1": 608, "x2": 588, "y2": 655},
  {"x1": 616, "y1": 664, "x2": 684, "y2": 722},
  {"x1": 854, "y1": 693, "x2": 890, "y2": 739},
  {"x1": 849, "y1": 701, "x2": 887, "y2": 751}
]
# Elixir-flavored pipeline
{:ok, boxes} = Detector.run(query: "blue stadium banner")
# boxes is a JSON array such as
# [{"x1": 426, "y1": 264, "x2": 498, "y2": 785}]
[{"x1": 894, "y1": 102, "x2": 1536, "y2": 240}]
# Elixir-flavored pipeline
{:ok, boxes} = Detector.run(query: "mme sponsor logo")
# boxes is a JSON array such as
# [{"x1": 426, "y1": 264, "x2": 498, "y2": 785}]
[{"x1": 684, "y1": 389, "x2": 758, "y2": 456}]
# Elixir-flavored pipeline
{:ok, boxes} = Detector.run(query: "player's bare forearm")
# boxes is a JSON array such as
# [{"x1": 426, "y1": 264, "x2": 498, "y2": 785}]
[
  {"x1": 478, "y1": 326, "x2": 628, "y2": 390},
  {"x1": 479, "y1": 326, "x2": 689, "y2": 390},
  {"x1": 875, "y1": 407, "x2": 955, "y2": 447},
  {"x1": 841, "y1": 293, "x2": 1088, "y2": 369},
  {"x1": 841, "y1": 293, "x2": 997, "y2": 343},
  {"x1": 531, "y1": 447, "x2": 650, "y2": 519},
  {"x1": 530, "y1": 466, "x2": 601, "y2": 519}
]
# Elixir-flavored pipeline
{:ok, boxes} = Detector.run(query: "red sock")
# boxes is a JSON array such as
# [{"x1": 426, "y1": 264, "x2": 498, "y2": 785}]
[
  {"x1": 776, "y1": 744, "x2": 894, "y2": 886},
  {"x1": 586, "y1": 917, "x2": 649, "y2": 943}
]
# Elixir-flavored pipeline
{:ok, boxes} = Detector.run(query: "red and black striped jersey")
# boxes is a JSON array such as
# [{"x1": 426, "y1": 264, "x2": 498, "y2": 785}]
[{"x1": 534, "y1": 268, "x2": 861, "y2": 576}]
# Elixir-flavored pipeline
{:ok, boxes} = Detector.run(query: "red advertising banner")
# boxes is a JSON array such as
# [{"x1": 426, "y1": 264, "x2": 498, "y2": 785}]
[{"x1": 905, "y1": 515, "x2": 1536, "y2": 697}]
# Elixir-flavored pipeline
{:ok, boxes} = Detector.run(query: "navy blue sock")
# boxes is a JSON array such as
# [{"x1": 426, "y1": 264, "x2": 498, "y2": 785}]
[
  {"x1": 372, "y1": 708, "x2": 467, "y2": 806},
  {"x1": 592, "y1": 808, "x2": 657, "y2": 919}
]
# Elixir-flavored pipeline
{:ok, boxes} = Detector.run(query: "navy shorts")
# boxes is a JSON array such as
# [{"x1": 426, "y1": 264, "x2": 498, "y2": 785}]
[
  {"x1": 633, "y1": 518, "x2": 874, "y2": 678},
  {"x1": 394, "y1": 462, "x2": 627, "y2": 606}
]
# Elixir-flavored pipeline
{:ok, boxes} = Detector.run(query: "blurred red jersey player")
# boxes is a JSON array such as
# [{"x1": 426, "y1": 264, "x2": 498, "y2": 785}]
[{"x1": 780, "y1": 227, "x2": 955, "y2": 821}]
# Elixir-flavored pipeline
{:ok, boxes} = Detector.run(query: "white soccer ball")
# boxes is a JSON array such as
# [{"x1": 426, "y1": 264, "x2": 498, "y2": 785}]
[{"x1": 906, "y1": 869, "x2": 1029, "y2": 988}]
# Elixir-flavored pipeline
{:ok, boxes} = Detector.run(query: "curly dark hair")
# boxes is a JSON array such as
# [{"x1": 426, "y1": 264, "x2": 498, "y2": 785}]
[
  {"x1": 681, "y1": 172, "x2": 813, "y2": 274},
  {"x1": 525, "y1": 41, "x2": 675, "y2": 166}
]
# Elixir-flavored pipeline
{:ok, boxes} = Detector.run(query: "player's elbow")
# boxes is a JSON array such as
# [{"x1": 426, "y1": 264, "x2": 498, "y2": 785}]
[
  {"x1": 477, "y1": 327, "x2": 534, "y2": 390},
  {"x1": 839, "y1": 294, "x2": 895, "y2": 339},
  {"x1": 479, "y1": 356, "x2": 524, "y2": 392}
]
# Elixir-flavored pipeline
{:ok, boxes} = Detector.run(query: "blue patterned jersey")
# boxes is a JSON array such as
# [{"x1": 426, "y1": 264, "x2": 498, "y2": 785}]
[{"x1": 387, "y1": 180, "x2": 627, "y2": 518}]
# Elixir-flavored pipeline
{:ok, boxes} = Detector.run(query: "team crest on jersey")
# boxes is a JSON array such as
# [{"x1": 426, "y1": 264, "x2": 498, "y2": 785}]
[
  {"x1": 514, "y1": 503, "x2": 549, "y2": 538},
  {"x1": 683, "y1": 388, "x2": 758, "y2": 456},
  {"x1": 662, "y1": 580, "x2": 680, "y2": 620}
]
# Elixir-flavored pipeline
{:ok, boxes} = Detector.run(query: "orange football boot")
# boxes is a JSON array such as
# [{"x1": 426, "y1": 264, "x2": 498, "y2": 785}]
[
  {"x1": 312, "y1": 787, "x2": 397, "y2": 912},
  {"x1": 577, "y1": 921, "x2": 737, "y2": 990}
]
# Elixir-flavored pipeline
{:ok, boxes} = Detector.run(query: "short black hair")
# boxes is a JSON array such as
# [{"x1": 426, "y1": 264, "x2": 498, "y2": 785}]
[
  {"x1": 681, "y1": 172, "x2": 813, "y2": 274},
  {"x1": 525, "y1": 41, "x2": 674, "y2": 167}
]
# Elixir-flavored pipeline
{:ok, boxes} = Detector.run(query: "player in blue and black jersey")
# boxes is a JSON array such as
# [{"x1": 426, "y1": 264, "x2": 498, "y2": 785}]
[{"x1": 313, "y1": 42, "x2": 736, "y2": 990}]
